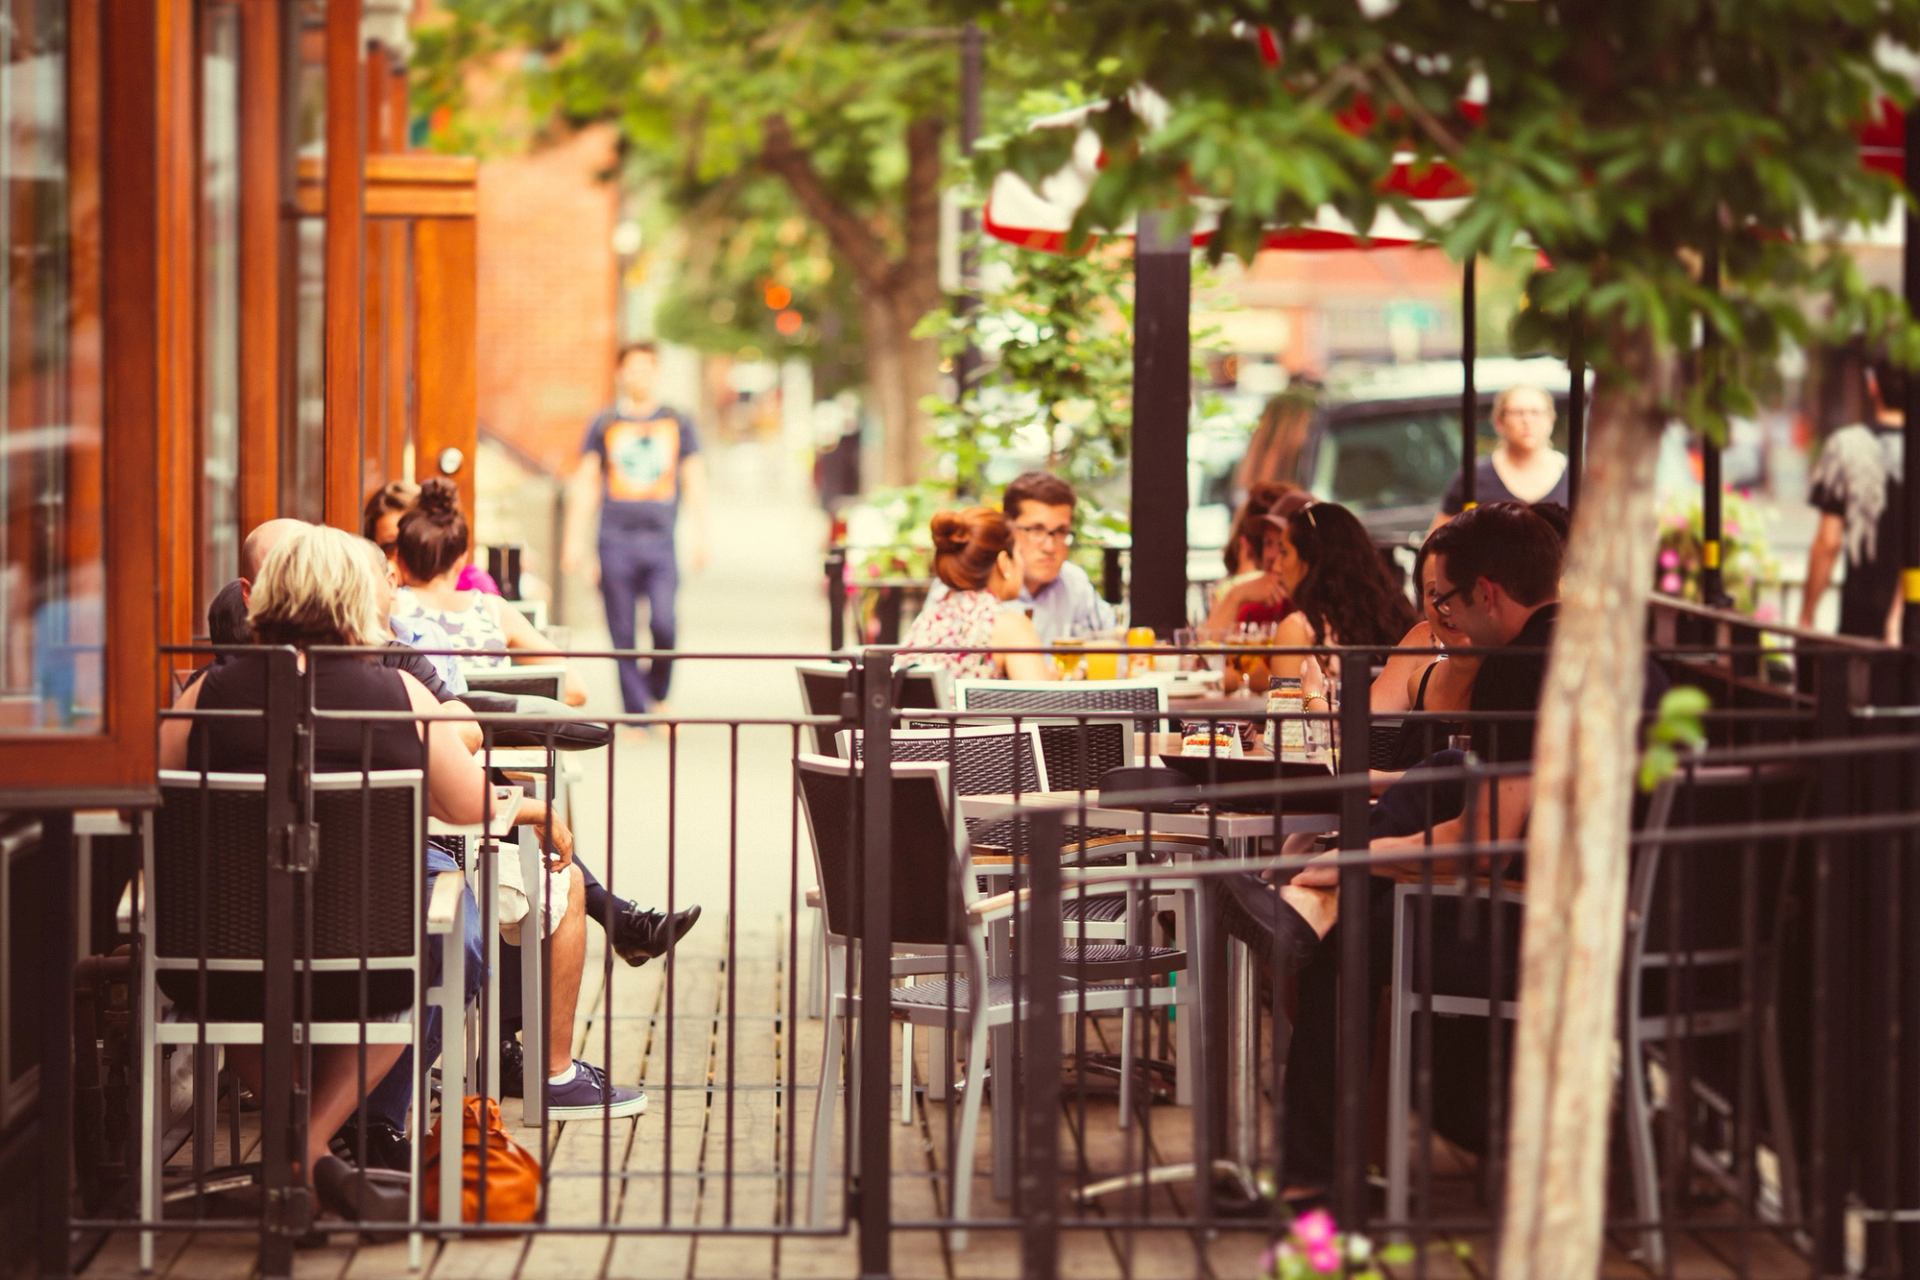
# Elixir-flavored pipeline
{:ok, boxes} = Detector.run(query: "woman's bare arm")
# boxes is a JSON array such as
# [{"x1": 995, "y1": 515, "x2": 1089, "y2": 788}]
[{"x1": 991, "y1": 609, "x2": 1059, "y2": 683}]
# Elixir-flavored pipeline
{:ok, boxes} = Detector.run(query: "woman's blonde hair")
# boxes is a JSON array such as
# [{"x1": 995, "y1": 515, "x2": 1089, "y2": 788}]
[{"x1": 248, "y1": 524, "x2": 390, "y2": 647}]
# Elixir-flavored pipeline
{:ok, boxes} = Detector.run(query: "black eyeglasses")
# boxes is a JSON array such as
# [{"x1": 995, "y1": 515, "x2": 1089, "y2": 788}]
[{"x1": 1427, "y1": 583, "x2": 1466, "y2": 616}]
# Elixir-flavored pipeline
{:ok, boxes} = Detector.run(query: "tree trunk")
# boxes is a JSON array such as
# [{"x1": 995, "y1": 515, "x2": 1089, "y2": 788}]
[
  {"x1": 859, "y1": 284, "x2": 940, "y2": 486},
  {"x1": 1498, "y1": 328, "x2": 1669, "y2": 1275}
]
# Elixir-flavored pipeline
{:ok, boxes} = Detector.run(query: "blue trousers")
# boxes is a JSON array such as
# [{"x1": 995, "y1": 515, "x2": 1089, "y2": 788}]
[
  {"x1": 598, "y1": 537, "x2": 678, "y2": 713},
  {"x1": 363, "y1": 843, "x2": 486, "y2": 1132}
]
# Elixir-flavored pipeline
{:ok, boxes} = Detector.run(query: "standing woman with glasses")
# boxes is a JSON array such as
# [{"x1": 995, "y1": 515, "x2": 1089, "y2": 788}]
[
  {"x1": 1428, "y1": 385, "x2": 1569, "y2": 534},
  {"x1": 1263, "y1": 500, "x2": 1415, "y2": 682}
]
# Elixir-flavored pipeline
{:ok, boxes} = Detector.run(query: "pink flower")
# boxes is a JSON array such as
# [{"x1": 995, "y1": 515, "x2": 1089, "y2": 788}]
[
  {"x1": 1754, "y1": 603, "x2": 1779, "y2": 623},
  {"x1": 1308, "y1": 1243, "x2": 1341, "y2": 1273},
  {"x1": 1660, "y1": 572, "x2": 1683, "y2": 594},
  {"x1": 1257, "y1": 1243, "x2": 1279, "y2": 1275},
  {"x1": 1293, "y1": 1209, "x2": 1337, "y2": 1248},
  {"x1": 1659, "y1": 549, "x2": 1680, "y2": 569},
  {"x1": 1724, "y1": 521, "x2": 1740, "y2": 538}
]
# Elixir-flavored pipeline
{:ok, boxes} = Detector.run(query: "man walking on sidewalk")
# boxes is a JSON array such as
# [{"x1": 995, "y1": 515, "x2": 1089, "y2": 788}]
[{"x1": 564, "y1": 342, "x2": 710, "y2": 721}]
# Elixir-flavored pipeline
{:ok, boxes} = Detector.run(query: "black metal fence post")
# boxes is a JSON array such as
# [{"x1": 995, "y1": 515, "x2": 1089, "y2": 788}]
[
  {"x1": 856, "y1": 651, "x2": 894, "y2": 1279},
  {"x1": 1019, "y1": 810, "x2": 1065, "y2": 1279},
  {"x1": 827, "y1": 549, "x2": 848, "y2": 651},
  {"x1": 1333, "y1": 654, "x2": 1376, "y2": 1230},
  {"x1": 37, "y1": 810, "x2": 76, "y2": 1279},
  {"x1": 258, "y1": 648, "x2": 310, "y2": 1276},
  {"x1": 1811, "y1": 651, "x2": 1853, "y2": 1274}
]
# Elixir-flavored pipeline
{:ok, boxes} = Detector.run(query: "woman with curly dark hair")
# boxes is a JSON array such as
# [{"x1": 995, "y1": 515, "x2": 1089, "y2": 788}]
[
  {"x1": 1264, "y1": 500, "x2": 1415, "y2": 680},
  {"x1": 1204, "y1": 481, "x2": 1311, "y2": 632}
]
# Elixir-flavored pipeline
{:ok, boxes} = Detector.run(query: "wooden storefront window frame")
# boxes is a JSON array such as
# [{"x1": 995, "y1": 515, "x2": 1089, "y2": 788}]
[{"x1": 0, "y1": 0, "x2": 170, "y2": 804}]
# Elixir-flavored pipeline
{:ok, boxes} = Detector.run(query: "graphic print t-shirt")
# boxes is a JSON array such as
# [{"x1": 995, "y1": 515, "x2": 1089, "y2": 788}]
[
  {"x1": 1808, "y1": 422, "x2": 1904, "y2": 640},
  {"x1": 582, "y1": 406, "x2": 700, "y2": 544}
]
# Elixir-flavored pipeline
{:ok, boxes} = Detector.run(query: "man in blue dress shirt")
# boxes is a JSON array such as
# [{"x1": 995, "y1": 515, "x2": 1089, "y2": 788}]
[{"x1": 919, "y1": 471, "x2": 1116, "y2": 641}]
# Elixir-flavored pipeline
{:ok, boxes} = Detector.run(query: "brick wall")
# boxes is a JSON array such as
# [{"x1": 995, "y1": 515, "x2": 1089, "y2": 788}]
[{"x1": 474, "y1": 123, "x2": 620, "y2": 476}]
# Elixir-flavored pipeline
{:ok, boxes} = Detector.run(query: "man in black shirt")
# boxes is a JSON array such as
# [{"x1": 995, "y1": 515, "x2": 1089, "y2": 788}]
[{"x1": 1802, "y1": 356, "x2": 1905, "y2": 641}]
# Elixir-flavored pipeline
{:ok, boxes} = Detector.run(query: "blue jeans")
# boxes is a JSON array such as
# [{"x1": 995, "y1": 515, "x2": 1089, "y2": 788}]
[
  {"x1": 598, "y1": 536, "x2": 678, "y2": 713},
  {"x1": 362, "y1": 842, "x2": 486, "y2": 1132}
]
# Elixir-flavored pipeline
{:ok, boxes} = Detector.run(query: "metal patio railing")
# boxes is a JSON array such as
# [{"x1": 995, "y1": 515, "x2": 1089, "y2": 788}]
[{"x1": 36, "y1": 631, "x2": 1920, "y2": 1279}]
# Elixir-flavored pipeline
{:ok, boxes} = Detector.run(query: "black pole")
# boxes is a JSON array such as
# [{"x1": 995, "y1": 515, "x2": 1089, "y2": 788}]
[
  {"x1": 1902, "y1": 111, "x2": 1920, "y2": 666},
  {"x1": 955, "y1": 23, "x2": 984, "y2": 403},
  {"x1": 1700, "y1": 250, "x2": 1729, "y2": 608},
  {"x1": 1567, "y1": 309, "x2": 1585, "y2": 512},
  {"x1": 258, "y1": 649, "x2": 307, "y2": 1276},
  {"x1": 37, "y1": 811, "x2": 75, "y2": 1279},
  {"x1": 1898, "y1": 105, "x2": 1920, "y2": 1269},
  {"x1": 856, "y1": 653, "x2": 894, "y2": 1279},
  {"x1": 1018, "y1": 811, "x2": 1064, "y2": 1277},
  {"x1": 1460, "y1": 257, "x2": 1477, "y2": 508},
  {"x1": 826, "y1": 548, "x2": 847, "y2": 651},
  {"x1": 1332, "y1": 657, "x2": 1375, "y2": 1230},
  {"x1": 1129, "y1": 212, "x2": 1190, "y2": 635}
]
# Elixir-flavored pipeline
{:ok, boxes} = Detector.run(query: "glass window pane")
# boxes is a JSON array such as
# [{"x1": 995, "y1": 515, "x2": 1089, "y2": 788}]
[
  {"x1": 0, "y1": 1, "x2": 103, "y2": 733},
  {"x1": 200, "y1": 4, "x2": 240, "y2": 612},
  {"x1": 281, "y1": 0, "x2": 326, "y2": 522}
]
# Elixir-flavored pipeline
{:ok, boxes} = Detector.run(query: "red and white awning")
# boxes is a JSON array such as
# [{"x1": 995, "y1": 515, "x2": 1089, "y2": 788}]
[{"x1": 982, "y1": 88, "x2": 1470, "y2": 255}]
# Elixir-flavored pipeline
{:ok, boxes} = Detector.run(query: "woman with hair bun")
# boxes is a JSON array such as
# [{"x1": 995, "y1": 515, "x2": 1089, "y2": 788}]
[
  {"x1": 362, "y1": 478, "x2": 500, "y2": 594},
  {"x1": 902, "y1": 507, "x2": 1059, "y2": 681},
  {"x1": 392, "y1": 478, "x2": 587, "y2": 704}
]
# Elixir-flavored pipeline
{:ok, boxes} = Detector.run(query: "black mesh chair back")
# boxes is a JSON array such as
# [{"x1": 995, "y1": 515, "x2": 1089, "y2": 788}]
[
  {"x1": 907, "y1": 717, "x2": 1132, "y2": 793},
  {"x1": 796, "y1": 662, "x2": 854, "y2": 754},
  {"x1": 954, "y1": 678, "x2": 1166, "y2": 717},
  {"x1": 1028, "y1": 720, "x2": 1132, "y2": 792},
  {"x1": 1368, "y1": 718, "x2": 1406, "y2": 771},
  {"x1": 797, "y1": 661, "x2": 953, "y2": 755},
  {"x1": 153, "y1": 770, "x2": 421, "y2": 968},
  {"x1": 843, "y1": 725, "x2": 1045, "y2": 855},
  {"x1": 795, "y1": 754, "x2": 966, "y2": 949},
  {"x1": 1632, "y1": 763, "x2": 1812, "y2": 991},
  {"x1": 462, "y1": 665, "x2": 565, "y2": 701}
]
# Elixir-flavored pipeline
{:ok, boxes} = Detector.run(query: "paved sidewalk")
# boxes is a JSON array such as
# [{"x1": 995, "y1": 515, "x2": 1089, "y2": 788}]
[{"x1": 556, "y1": 442, "x2": 831, "y2": 924}]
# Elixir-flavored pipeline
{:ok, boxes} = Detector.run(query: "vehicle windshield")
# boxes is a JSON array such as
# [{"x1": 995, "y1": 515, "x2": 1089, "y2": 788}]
[{"x1": 1311, "y1": 407, "x2": 1466, "y2": 512}]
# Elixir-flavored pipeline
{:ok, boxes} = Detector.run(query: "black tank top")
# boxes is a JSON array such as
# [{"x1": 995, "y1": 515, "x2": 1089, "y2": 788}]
[
  {"x1": 1387, "y1": 660, "x2": 1466, "y2": 772},
  {"x1": 187, "y1": 652, "x2": 424, "y2": 774}
]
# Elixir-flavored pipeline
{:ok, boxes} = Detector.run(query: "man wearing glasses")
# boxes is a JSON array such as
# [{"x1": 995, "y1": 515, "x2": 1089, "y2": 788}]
[
  {"x1": 920, "y1": 471, "x2": 1116, "y2": 641},
  {"x1": 996, "y1": 471, "x2": 1117, "y2": 640}
]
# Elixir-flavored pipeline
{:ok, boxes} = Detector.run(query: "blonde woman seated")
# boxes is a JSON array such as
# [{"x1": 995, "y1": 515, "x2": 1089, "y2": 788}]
[
  {"x1": 391, "y1": 478, "x2": 587, "y2": 706},
  {"x1": 902, "y1": 507, "x2": 1059, "y2": 682},
  {"x1": 159, "y1": 526, "x2": 642, "y2": 1219}
]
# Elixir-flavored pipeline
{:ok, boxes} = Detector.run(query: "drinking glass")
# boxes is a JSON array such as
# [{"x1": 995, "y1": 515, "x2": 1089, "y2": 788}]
[{"x1": 1050, "y1": 637, "x2": 1086, "y2": 680}]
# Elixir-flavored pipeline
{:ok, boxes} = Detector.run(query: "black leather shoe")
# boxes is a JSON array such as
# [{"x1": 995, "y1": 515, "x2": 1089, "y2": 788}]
[
  {"x1": 612, "y1": 902, "x2": 702, "y2": 968},
  {"x1": 1219, "y1": 874, "x2": 1323, "y2": 977},
  {"x1": 329, "y1": 1117, "x2": 410, "y2": 1173},
  {"x1": 498, "y1": 1036, "x2": 525, "y2": 1099},
  {"x1": 312, "y1": 1154, "x2": 409, "y2": 1238}
]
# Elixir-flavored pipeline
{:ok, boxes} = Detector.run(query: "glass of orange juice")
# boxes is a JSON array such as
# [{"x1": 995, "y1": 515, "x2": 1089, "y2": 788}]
[{"x1": 1084, "y1": 630, "x2": 1121, "y2": 681}]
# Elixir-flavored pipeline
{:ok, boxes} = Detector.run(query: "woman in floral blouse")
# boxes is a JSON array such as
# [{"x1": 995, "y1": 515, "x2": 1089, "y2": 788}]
[{"x1": 902, "y1": 507, "x2": 1059, "y2": 682}]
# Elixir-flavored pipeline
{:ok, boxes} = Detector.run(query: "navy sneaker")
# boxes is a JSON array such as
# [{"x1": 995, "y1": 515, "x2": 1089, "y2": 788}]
[{"x1": 546, "y1": 1059, "x2": 647, "y2": 1120}]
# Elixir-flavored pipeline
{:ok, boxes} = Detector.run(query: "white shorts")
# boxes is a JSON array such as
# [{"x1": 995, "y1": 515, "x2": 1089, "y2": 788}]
[{"x1": 495, "y1": 848, "x2": 573, "y2": 945}]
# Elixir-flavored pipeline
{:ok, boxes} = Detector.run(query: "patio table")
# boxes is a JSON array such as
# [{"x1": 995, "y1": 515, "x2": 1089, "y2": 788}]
[{"x1": 957, "y1": 789, "x2": 1339, "y2": 1186}]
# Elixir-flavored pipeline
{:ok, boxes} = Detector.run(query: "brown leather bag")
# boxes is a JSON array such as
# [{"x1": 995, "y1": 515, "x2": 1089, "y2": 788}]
[{"x1": 423, "y1": 1096, "x2": 543, "y2": 1224}]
